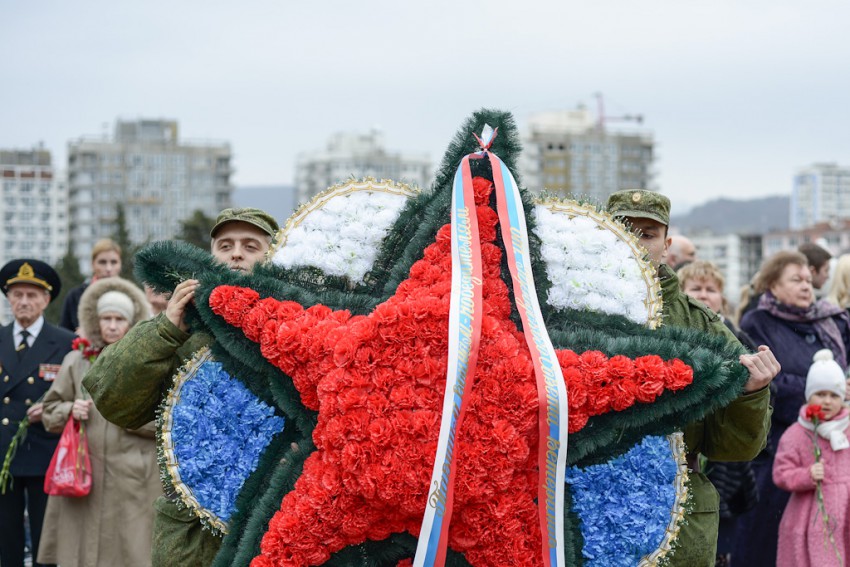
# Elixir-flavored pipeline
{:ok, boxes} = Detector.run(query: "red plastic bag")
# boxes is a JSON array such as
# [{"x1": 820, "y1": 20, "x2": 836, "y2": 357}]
[{"x1": 44, "y1": 417, "x2": 92, "y2": 497}]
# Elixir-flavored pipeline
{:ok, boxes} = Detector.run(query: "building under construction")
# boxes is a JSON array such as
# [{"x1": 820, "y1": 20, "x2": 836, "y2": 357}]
[{"x1": 519, "y1": 97, "x2": 655, "y2": 204}]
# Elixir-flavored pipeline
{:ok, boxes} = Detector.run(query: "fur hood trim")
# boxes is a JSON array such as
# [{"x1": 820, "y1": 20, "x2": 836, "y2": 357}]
[{"x1": 78, "y1": 277, "x2": 151, "y2": 348}]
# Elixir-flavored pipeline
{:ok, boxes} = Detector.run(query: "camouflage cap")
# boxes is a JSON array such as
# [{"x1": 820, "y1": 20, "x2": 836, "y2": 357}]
[
  {"x1": 605, "y1": 189, "x2": 670, "y2": 226},
  {"x1": 210, "y1": 207, "x2": 279, "y2": 238}
]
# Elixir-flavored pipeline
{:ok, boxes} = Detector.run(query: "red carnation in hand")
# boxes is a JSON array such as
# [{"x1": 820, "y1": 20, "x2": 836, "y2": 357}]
[{"x1": 805, "y1": 403, "x2": 825, "y2": 422}]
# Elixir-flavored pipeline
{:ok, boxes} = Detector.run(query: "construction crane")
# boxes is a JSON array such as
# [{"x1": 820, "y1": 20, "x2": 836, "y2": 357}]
[{"x1": 594, "y1": 92, "x2": 643, "y2": 132}]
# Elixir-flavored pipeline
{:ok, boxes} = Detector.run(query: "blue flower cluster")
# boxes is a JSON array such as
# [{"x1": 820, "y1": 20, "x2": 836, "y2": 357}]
[
  {"x1": 565, "y1": 435, "x2": 677, "y2": 566},
  {"x1": 171, "y1": 361, "x2": 285, "y2": 523}
]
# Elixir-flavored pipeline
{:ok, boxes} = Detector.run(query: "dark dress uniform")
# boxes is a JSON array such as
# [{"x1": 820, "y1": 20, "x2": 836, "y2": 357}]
[{"x1": 0, "y1": 259, "x2": 74, "y2": 567}]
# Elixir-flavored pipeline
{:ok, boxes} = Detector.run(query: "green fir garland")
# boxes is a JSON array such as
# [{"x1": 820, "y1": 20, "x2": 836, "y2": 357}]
[{"x1": 135, "y1": 108, "x2": 751, "y2": 567}]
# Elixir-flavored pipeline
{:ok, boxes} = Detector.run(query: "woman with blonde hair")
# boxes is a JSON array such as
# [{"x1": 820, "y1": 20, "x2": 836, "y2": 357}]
[
  {"x1": 37, "y1": 278, "x2": 160, "y2": 567},
  {"x1": 59, "y1": 239, "x2": 123, "y2": 334}
]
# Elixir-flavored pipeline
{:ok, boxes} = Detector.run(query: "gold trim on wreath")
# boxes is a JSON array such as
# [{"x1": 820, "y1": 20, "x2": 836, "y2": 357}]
[
  {"x1": 638, "y1": 432, "x2": 689, "y2": 566},
  {"x1": 159, "y1": 347, "x2": 230, "y2": 534},
  {"x1": 266, "y1": 177, "x2": 421, "y2": 262},
  {"x1": 533, "y1": 197, "x2": 663, "y2": 330}
]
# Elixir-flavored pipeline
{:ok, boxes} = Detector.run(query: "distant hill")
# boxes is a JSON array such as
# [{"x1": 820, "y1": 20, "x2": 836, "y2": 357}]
[
  {"x1": 233, "y1": 185, "x2": 297, "y2": 226},
  {"x1": 670, "y1": 195, "x2": 789, "y2": 235}
]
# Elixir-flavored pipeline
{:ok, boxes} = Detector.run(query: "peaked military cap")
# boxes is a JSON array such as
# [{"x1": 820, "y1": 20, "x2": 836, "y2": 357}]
[
  {"x1": 210, "y1": 207, "x2": 279, "y2": 238},
  {"x1": 605, "y1": 189, "x2": 670, "y2": 226},
  {"x1": 0, "y1": 258, "x2": 62, "y2": 301}
]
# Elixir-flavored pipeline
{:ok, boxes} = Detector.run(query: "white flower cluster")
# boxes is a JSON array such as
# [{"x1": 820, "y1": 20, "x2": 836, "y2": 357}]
[
  {"x1": 273, "y1": 191, "x2": 410, "y2": 282},
  {"x1": 533, "y1": 205, "x2": 651, "y2": 324}
]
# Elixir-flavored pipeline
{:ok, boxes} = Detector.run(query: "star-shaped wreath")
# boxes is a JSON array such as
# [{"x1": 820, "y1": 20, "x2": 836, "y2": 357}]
[{"x1": 138, "y1": 109, "x2": 748, "y2": 567}]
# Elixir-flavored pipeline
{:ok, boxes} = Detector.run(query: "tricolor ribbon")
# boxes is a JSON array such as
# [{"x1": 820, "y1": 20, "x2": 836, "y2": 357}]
[
  {"x1": 414, "y1": 126, "x2": 569, "y2": 567},
  {"x1": 414, "y1": 149, "x2": 484, "y2": 567}
]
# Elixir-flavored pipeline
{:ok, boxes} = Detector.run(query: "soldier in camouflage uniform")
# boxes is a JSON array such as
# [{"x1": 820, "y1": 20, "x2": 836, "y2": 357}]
[
  {"x1": 83, "y1": 208, "x2": 279, "y2": 567},
  {"x1": 606, "y1": 189, "x2": 780, "y2": 567}
]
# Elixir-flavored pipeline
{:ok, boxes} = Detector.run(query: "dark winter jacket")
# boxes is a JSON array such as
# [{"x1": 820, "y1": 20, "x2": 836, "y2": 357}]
[{"x1": 659, "y1": 265, "x2": 771, "y2": 567}]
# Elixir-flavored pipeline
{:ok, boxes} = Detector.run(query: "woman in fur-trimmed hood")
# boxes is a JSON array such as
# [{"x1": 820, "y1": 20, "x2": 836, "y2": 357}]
[{"x1": 38, "y1": 277, "x2": 162, "y2": 567}]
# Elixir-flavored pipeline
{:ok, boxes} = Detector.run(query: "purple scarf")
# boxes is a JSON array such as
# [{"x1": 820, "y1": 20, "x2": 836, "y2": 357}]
[{"x1": 758, "y1": 291, "x2": 849, "y2": 368}]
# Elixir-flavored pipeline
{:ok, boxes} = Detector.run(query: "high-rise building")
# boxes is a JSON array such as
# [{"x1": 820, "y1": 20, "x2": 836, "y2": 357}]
[
  {"x1": 294, "y1": 129, "x2": 431, "y2": 204},
  {"x1": 0, "y1": 147, "x2": 68, "y2": 323},
  {"x1": 763, "y1": 221, "x2": 850, "y2": 260},
  {"x1": 688, "y1": 232, "x2": 763, "y2": 302},
  {"x1": 67, "y1": 119, "x2": 233, "y2": 273},
  {"x1": 519, "y1": 104, "x2": 654, "y2": 202},
  {"x1": 790, "y1": 162, "x2": 850, "y2": 229}
]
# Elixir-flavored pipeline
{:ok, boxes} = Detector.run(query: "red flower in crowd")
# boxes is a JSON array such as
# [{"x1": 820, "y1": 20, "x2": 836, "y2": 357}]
[
  {"x1": 805, "y1": 403, "x2": 826, "y2": 422},
  {"x1": 72, "y1": 336, "x2": 101, "y2": 362}
]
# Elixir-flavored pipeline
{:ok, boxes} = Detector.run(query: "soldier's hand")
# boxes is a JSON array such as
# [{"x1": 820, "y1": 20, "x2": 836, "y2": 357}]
[
  {"x1": 165, "y1": 279, "x2": 199, "y2": 332},
  {"x1": 26, "y1": 402, "x2": 44, "y2": 423},
  {"x1": 740, "y1": 345, "x2": 780, "y2": 393}
]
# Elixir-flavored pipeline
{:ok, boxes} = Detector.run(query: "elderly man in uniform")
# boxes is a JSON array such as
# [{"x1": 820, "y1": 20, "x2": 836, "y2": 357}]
[
  {"x1": 605, "y1": 189, "x2": 780, "y2": 567},
  {"x1": 0, "y1": 259, "x2": 75, "y2": 567},
  {"x1": 83, "y1": 207, "x2": 279, "y2": 567}
]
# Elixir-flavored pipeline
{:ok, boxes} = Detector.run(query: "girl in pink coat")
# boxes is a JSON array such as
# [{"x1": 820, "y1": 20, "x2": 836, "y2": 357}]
[{"x1": 774, "y1": 349, "x2": 850, "y2": 567}]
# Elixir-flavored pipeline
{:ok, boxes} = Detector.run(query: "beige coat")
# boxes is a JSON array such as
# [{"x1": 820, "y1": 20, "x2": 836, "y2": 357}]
[{"x1": 37, "y1": 278, "x2": 160, "y2": 567}]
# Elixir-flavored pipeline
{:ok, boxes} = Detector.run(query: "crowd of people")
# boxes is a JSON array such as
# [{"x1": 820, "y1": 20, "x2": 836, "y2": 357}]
[
  {"x1": 0, "y1": 207, "x2": 279, "y2": 567},
  {"x1": 0, "y1": 191, "x2": 847, "y2": 567},
  {"x1": 668, "y1": 233, "x2": 850, "y2": 567}
]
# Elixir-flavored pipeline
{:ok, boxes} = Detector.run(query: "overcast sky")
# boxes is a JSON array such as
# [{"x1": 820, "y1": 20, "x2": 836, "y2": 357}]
[{"x1": 3, "y1": 0, "x2": 848, "y2": 212}]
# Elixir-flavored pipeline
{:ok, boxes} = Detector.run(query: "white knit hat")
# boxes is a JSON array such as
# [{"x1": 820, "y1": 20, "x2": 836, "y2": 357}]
[
  {"x1": 805, "y1": 349, "x2": 847, "y2": 401},
  {"x1": 96, "y1": 290, "x2": 134, "y2": 321}
]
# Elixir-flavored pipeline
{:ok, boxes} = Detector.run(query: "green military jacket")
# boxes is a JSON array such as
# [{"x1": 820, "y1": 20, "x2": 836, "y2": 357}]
[
  {"x1": 83, "y1": 314, "x2": 222, "y2": 567},
  {"x1": 658, "y1": 264, "x2": 771, "y2": 566}
]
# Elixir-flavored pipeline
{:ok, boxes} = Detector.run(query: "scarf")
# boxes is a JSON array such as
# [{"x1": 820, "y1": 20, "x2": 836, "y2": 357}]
[
  {"x1": 798, "y1": 406, "x2": 850, "y2": 451},
  {"x1": 758, "y1": 291, "x2": 849, "y2": 367}
]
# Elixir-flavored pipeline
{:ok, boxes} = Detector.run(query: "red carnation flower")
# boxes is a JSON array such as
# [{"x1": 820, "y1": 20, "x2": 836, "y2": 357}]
[
  {"x1": 635, "y1": 378, "x2": 665, "y2": 403},
  {"x1": 472, "y1": 176, "x2": 494, "y2": 204},
  {"x1": 610, "y1": 377, "x2": 639, "y2": 411},
  {"x1": 556, "y1": 349, "x2": 581, "y2": 369},
  {"x1": 665, "y1": 359, "x2": 694, "y2": 390},
  {"x1": 568, "y1": 412, "x2": 590, "y2": 433},
  {"x1": 805, "y1": 403, "x2": 825, "y2": 422},
  {"x1": 607, "y1": 355, "x2": 636, "y2": 378}
]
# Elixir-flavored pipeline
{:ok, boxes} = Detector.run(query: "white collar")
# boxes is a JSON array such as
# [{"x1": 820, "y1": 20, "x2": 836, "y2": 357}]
[
  {"x1": 798, "y1": 410, "x2": 850, "y2": 451},
  {"x1": 13, "y1": 316, "x2": 45, "y2": 343}
]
